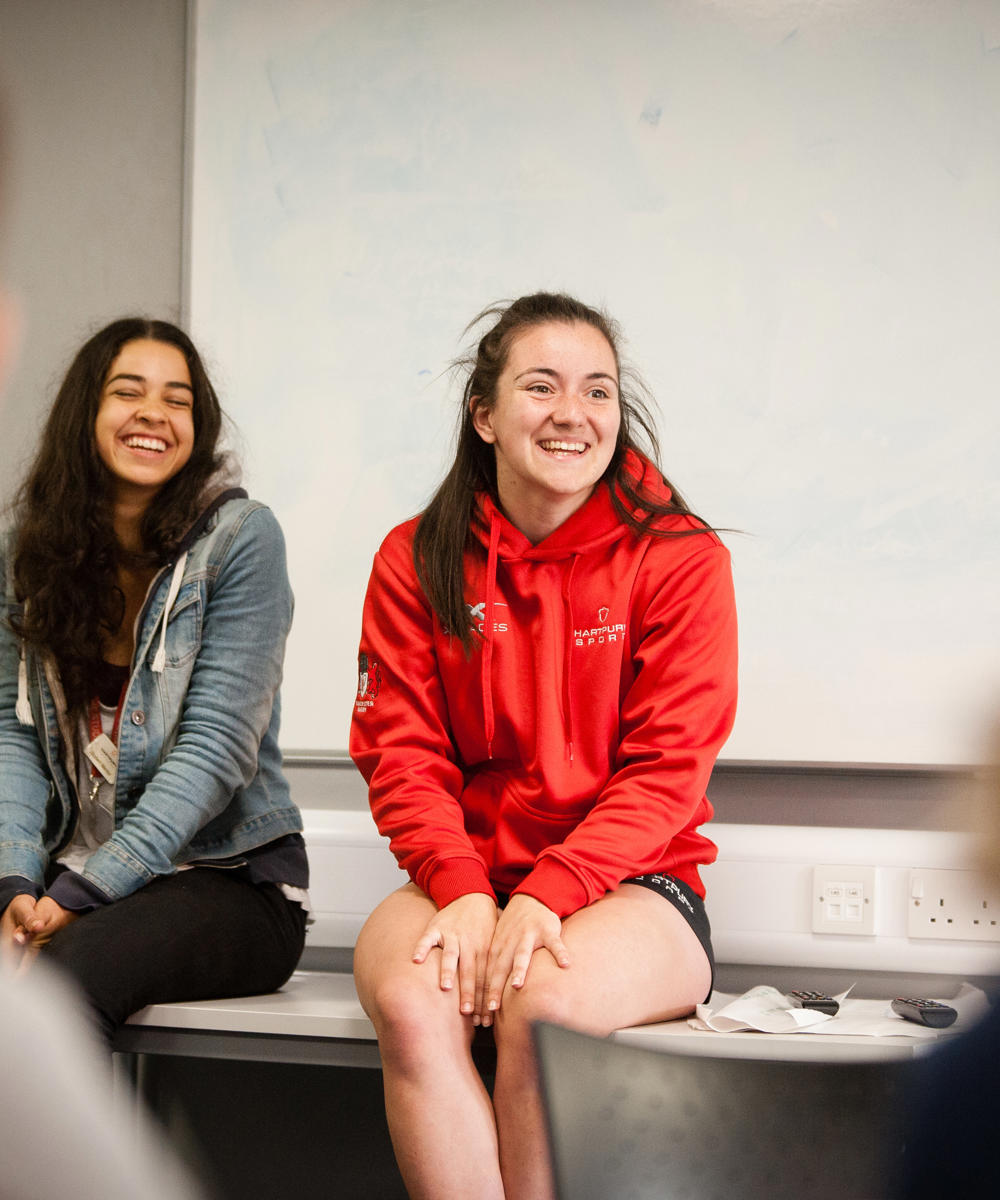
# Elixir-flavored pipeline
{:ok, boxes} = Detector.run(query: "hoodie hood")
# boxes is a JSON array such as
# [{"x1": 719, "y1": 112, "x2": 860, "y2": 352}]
[{"x1": 470, "y1": 449, "x2": 672, "y2": 563}]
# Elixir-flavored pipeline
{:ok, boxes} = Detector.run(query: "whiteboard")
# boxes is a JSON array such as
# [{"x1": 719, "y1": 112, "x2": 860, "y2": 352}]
[{"x1": 188, "y1": 0, "x2": 1000, "y2": 764}]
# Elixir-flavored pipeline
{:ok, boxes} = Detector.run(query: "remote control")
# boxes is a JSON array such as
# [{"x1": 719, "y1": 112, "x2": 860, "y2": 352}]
[
  {"x1": 787, "y1": 990, "x2": 840, "y2": 1016},
  {"x1": 890, "y1": 998, "x2": 958, "y2": 1028}
]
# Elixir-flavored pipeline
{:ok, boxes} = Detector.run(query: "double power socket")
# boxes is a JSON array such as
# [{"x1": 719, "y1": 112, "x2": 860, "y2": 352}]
[
  {"x1": 812, "y1": 864, "x2": 1000, "y2": 942},
  {"x1": 906, "y1": 867, "x2": 1000, "y2": 942}
]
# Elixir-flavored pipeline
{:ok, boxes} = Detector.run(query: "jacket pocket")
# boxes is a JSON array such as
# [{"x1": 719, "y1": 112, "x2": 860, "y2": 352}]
[{"x1": 147, "y1": 582, "x2": 203, "y2": 669}]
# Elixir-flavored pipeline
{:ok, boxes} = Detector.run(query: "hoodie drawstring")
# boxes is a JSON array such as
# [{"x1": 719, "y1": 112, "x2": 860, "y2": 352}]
[
  {"x1": 478, "y1": 511, "x2": 580, "y2": 766},
  {"x1": 480, "y1": 512, "x2": 501, "y2": 760},
  {"x1": 151, "y1": 552, "x2": 187, "y2": 673},
  {"x1": 16, "y1": 645, "x2": 32, "y2": 726},
  {"x1": 562, "y1": 556, "x2": 578, "y2": 764}
]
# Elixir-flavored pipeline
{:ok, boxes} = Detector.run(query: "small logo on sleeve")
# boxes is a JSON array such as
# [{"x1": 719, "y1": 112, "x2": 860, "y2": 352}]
[{"x1": 356, "y1": 653, "x2": 381, "y2": 709}]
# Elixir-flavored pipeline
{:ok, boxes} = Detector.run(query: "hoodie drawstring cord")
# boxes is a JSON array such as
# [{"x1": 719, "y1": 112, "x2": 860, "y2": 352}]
[
  {"x1": 481, "y1": 512, "x2": 501, "y2": 760},
  {"x1": 15, "y1": 550, "x2": 188, "y2": 722},
  {"x1": 151, "y1": 552, "x2": 187, "y2": 674},
  {"x1": 16, "y1": 645, "x2": 32, "y2": 726},
  {"x1": 562, "y1": 556, "x2": 578, "y2": 764}
]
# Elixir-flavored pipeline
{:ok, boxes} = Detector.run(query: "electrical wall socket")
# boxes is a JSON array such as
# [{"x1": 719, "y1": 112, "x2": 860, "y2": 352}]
[
  {"x1": 811, "y1": 864, "x2": 876, "y2": 935},
  {"x1": 907, "y1": 868, "x2": 1000, "y2": 942}
]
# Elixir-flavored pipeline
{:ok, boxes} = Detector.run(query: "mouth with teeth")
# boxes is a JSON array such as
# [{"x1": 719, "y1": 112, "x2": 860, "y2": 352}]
[
  {"x1": 538, "y1": 440, "x2": 587, "y2": 457},
  {"x1": 122, "y1": 434, "x2": 168, "y2": 454}
]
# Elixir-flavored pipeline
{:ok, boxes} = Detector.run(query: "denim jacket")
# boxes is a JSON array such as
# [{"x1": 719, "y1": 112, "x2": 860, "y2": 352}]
[{"x1": 0, "y1": 494, "x2": 302, "y2": 907}]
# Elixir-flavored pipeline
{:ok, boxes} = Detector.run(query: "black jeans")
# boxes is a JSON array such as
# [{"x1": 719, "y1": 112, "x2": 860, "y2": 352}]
[{"x1": 42, "y1": 869, "x2": 307, "y2": 1044}]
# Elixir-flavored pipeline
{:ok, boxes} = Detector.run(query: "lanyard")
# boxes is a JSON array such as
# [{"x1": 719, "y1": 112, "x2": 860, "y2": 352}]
[{"x1": 85, "y1": 681, "x2": 128, "y2": 801}]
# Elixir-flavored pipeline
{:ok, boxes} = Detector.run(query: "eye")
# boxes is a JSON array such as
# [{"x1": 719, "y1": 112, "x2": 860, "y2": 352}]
[
  {"x1": 166, "y1": 395, "x2": 193, "y2": 409},
  {"x1": 526, "y1": 382, "x2": 554, "y2": 395},
  {"x1": 112, "y1": 388, "x2": 140, "y2": 399},
  {"x1": 587, "y1": 387, "x2": 610, "y2": 400}
]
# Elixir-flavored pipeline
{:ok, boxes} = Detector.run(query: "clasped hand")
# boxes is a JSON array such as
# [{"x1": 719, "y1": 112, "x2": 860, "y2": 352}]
[
  {"x1": 0, "y1": 894, "x2": 77, "y2": 974},
  {"x1": 411, "y1": 892, "x2": 570, "y2": 1027}
]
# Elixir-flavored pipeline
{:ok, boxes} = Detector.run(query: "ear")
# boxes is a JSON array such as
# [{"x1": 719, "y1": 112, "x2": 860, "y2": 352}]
[{"x1": 470, "y1": 395, "x2": 497, "y2": 444}]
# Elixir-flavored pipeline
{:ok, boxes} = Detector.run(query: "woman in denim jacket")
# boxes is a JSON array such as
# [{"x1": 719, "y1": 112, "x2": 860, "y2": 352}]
[{"x1": 0, "y1": 318, "x2": 307, "y2": 1042}]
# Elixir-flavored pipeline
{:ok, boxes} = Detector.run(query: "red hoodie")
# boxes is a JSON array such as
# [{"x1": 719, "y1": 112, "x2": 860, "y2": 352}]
[{"x1": 349, "y1": 453, "x2": 737, "y2": 919}]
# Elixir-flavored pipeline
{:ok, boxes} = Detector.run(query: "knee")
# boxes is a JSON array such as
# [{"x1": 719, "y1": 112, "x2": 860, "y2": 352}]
[
  {"x1": 361, "y1": 969, "x2": 426, "y2": 1035},
  {"x1": 359, "y1": 967, "x2": 463, "y2": 1072},
  {"x1": 493, "y1": 977, "x2": 582, "y2": 1049},
  {"x1": 42, "y1": 937, "x2": 119, "y2": 1046}
]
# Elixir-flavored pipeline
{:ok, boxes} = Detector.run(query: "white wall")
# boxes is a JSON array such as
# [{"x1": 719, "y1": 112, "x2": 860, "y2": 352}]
[
  {"x1": 188, "y1": 0, "x2": 1000, "y2": 764},
  {"x1": 0, "y1": 0, "x2": 991, "y2": 831}
]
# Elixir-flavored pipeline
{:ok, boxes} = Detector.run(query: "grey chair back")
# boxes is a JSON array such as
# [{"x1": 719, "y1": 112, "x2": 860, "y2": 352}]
[{"x1": 534, "y1": 1021, "x2": 910, "y2": 1200}]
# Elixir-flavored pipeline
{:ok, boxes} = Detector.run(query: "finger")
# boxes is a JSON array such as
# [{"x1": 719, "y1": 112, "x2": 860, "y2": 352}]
[
  {"x1": 473, "y1": 956, "x2": 488, "y2": 1026},
  {"x1": 8, "y1": 896, "x2": 36, "y2": 926},
  {"x1": 1, "y1": 918, "x2": 31, "y2": 949},
  {"x1": 483, "y1": 946, "x2": 512, "y2": 1019},
  {"x1": 457, "y1": 945, "x2": 478, "y2": 1017},
  {"x1": 411, "y1": 928, "x2": 442, "y2": 964},
  {"x1": 509, "y1": 939, "x2": 535, "y2": 990},
  {"x1": 545, "y1": 934, "x2": 571, "y2": 969},
  {"x1": 27, "y1": 899, "x2": 72, "y2": 938},
  {"x1": 438, "y1": 937, "x2": 458, "y2": 992},
  {"x1": 26, "y1": 910, "x2": 60, "y2": 942}
]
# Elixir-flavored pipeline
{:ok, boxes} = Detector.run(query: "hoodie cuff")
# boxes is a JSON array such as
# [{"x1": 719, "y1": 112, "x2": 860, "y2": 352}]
[
  {"x1": 425, "y1": 859, "x2": 496, "y2": 909},
  {"x1": 0, "y1": 876, "x2": 43, "y2": 916},
  {"x1": 46, "y1": 870, "x2": 114, "y2": 913},
  {"x1": 511, "y1": 858, "x2": 589, "y2": 919}
]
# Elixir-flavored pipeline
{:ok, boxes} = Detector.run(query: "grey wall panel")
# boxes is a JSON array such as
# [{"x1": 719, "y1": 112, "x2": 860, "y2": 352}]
[{"x1": 0, "y1": 0, "x2": 187, "y2": 502}]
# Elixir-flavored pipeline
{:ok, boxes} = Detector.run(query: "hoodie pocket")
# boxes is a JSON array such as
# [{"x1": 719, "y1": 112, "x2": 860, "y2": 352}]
[{"x1": 471, "y1": 767, "x2": 592, "y2": 827}]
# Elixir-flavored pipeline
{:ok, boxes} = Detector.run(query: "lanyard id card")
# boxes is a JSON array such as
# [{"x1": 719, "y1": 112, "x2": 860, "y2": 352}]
[
  {"x1": 85, "y1": 732, "x2": 119, "y2": 785},
  {"x1": 85, "y1": 686, "x2": 126, "y2": 800}
]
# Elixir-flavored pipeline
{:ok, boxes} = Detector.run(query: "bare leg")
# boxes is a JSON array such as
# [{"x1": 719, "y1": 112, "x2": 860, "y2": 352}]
[
  {"x1": 492, "y1": 884, "x2": 712, "y2": 1200},
  {"x1": 354, "y1": 884, "x2": 505, "y2": 1200}
]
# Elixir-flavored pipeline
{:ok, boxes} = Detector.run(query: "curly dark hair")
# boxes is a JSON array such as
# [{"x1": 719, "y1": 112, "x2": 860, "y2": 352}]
[
  {"x1": 413, "y1": 292, "x2": 709, "y2": 652},
  {"x1": 9, "y1": 317, "x2": 232, "y2": 711}
]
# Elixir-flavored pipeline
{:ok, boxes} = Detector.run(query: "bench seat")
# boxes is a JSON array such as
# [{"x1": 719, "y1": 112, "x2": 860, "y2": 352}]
[
  {"x1": 114, "y1": 970, "x2": 929, "y2": 1068},
  {"x1": 115, "y1": 971, "x2": 380, "y2": 1068}
]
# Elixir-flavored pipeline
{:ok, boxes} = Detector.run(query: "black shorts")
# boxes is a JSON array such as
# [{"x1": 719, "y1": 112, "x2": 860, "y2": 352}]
[
  {"x1": 496, "y1": 871, "x2": 714, "y2": 1003},
  {"x1": 624, "y1": 872, "x2": 714, "y2": 1002}
]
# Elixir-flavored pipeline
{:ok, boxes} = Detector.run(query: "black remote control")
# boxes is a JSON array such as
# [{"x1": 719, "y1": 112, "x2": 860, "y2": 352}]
[
  {"x1": 890, "y1": 998, "x2": 958, "y2": 1028},
  {"x1": 787, "y1": 990, "x2": 840, "y2": 1016}
]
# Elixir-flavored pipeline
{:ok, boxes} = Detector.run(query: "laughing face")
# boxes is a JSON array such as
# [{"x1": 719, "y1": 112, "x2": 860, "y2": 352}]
[
  {"x1": 94, "y1": 338, "x2": 195, "y2": 507},
  {"x1": 471, "y1": 320, "x2": 621, "y2": 542}
]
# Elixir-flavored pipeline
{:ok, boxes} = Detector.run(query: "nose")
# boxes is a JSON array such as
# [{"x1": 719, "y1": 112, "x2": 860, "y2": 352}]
[
  {"x1": 134, "y1": 391, "x2": 168, "y2": 423},
  {"x1": 551, "y1": 390, "x2": 584, "y2": 426}
]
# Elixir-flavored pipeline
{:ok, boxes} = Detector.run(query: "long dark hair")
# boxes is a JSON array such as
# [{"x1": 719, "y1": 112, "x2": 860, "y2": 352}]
[
  {"x1": 9, "y1": 317, "x2": 231, "y2": 711},
  {"x1": 413, "y1": 292, "x2": 706, "y2": 652}
]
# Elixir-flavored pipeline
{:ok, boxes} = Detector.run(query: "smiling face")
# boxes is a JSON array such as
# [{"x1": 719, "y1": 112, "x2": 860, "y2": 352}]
[
  {"x1": 471, "y1": 320, "x2": 621, "y2": 542},
  {"x1": 94, "y1": 338, "x2": 195, "y2": 511}
]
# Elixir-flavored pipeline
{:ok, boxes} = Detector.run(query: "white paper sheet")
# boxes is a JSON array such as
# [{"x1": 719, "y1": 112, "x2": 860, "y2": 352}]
[{"x1": 690, "y1": 982, "x2": 990, "y2": 1039}]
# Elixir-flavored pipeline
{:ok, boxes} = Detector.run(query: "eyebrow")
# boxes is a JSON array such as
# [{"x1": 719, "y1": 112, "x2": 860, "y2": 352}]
[
  {"x1": 106, "y1": 372, "x2": 194, "y2": 393},
  {"x1": 514, "y1": 367, "x2": 619, "y2": 387}
]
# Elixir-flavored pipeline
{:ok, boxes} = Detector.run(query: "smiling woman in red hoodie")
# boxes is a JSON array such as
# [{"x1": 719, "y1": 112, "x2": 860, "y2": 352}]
[{"x1": 350, "y1": 293, "x2": 737, "y2": 1200}]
